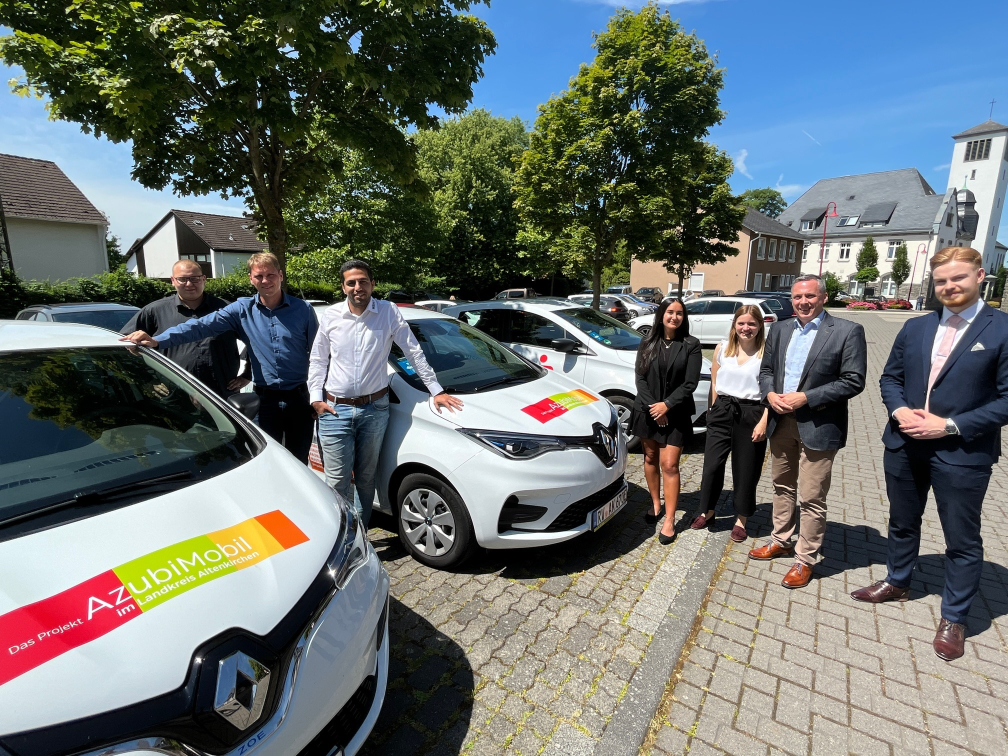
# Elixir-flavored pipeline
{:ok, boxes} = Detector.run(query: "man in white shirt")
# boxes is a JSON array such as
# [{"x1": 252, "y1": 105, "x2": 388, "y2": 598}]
[{"x1": 308, "y1": 260, "x2": 463, "y2": 526}]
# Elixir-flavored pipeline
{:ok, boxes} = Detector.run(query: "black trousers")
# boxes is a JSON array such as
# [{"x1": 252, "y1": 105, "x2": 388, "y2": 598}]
[
  {"x1": 698, "y1": 395, "x2": 767, "y2": 517},
  {"x1": 255, "y1": 384, "x2": 314, "y2": 465},
  {"x1": 884, "y1": 445, "x2": 991, "y2": 624}
]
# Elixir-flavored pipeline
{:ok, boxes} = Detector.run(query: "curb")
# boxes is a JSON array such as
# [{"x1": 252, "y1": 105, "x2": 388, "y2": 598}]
[{"x1": 594, "y1": 525, "x2": 730, "y2": 756}]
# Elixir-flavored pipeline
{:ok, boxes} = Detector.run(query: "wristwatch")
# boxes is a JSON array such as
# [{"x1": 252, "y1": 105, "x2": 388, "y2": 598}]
[{"x1": 945, "y1": 418, "x2": 960, "y2": 436}]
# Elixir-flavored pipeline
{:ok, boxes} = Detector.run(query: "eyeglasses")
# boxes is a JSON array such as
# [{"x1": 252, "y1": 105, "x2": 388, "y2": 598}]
[{"x1": 173, "y1": 276, "x2": 205, "y2": 284}]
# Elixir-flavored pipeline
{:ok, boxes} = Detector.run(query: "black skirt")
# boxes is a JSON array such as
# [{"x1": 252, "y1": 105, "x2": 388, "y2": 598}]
[{"x1": 628, "y1": 405, "x2": 693, "y2": 448}]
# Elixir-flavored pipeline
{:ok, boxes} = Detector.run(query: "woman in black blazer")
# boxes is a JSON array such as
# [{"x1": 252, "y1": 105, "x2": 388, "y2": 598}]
[{"x1": 628, "y1": 299, "x2": 702, "y2": 544}]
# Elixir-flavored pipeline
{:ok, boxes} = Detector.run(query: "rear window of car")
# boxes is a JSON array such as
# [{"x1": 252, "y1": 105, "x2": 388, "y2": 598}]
[
  {"x1": 51, "y1": 309, "x2": 138, "y2": 332},
  {"x1": 0, "y1": 347, "x2": 260, "y2": 538},
  {"x1": 685, "y1": 300, "x2": 707, "y2": 315},
  {"x1": 705, "y1": 300, "x2": 741, "y2": 315}
]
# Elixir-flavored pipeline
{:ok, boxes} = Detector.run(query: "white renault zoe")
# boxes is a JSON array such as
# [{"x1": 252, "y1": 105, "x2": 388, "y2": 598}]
[
  {"x1": 309, "y1": 306, "x2": 629, "y2": 569},
  {"x1": 0, "y1": 321, "x2": 388, "y2": 756}
]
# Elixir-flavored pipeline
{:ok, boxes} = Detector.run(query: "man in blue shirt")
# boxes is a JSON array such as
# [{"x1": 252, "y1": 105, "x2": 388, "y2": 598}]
[{"x1": 122, "y1": 252, "x2": 319, "y2": 463}]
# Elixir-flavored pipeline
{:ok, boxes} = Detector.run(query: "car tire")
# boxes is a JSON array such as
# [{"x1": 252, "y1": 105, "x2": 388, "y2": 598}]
[
  {"x1": 606, "y1": 394, "x2": 640, "y2": 452},
  {"x1": 396, "y1": 473, "x2": 475, "y2": 569},
  {"x1": 636, "y1": 324, "x2": 651, "y2": 337}
]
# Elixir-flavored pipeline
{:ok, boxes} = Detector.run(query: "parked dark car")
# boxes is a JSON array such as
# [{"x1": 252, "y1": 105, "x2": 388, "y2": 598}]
[
  {"x1": 744, "y1": 292, "x2": 796, "y2": 320},
  {"x1": 700, "y1": 289, "x2": 725, "y2": 298},
  {"x1": 635, "y1": 286, "x2": 664, "y2": 303},
  {"x1": 566, "y1": 294, "x2": 631, "y2": 322},
  {"x1": 15, "y1": 302, "x2": 140, "y2": 332}
]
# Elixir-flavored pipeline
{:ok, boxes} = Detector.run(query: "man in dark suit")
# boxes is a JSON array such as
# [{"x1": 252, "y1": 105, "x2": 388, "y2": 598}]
[
  {"x1": 852, "y1": 247, "x2": 1008, "y2": 662},
  {"x1": 749, "y1": 274, "x2": 868, "y2": 588}
]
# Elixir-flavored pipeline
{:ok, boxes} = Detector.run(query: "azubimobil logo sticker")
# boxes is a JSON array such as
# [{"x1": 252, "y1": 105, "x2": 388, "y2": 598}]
[
  {"x1": 0, "y1": 511, "x2": 308, "y2": 686},
  {"x1": 521, "y1": 389, "x2": 599, "y2": 423}
]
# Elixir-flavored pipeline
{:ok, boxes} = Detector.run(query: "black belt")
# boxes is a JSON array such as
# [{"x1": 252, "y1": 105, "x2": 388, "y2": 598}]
[{"x1": 326, "y1": 387, "x2": 388, "y2": 406}]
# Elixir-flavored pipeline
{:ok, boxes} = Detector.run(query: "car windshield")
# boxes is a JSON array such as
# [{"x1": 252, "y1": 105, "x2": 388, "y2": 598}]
[
  {"x1": 0, "y1": 347, "x2": 259, "y2": 533},
  {"x1": 51, "y1": 309, "x2": 137, "y2": 332},
  {"x1": 554, "y1": 308, "x2": 642, "y2": 351},
  {"x1": 760, "y1": 298, "x2": 783, "y2": 311},
  {"x1": 390, "y1": 318, "x2": 543, "y2": 394}
]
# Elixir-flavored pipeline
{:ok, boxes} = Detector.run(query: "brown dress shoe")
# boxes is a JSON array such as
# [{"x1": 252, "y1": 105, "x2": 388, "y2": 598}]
[
  {"x1": 850, "y1": 580, "x2": 910, "y2": 603},
  {"x1": 781, "y1": 562, "x2": 813, "y2": 589},
  {"x1": 748, "y1": 540, "x2": 794, "y2": 561},
  {"x1": 933, "y1": 618, "x2": 966, "y2": 661}
]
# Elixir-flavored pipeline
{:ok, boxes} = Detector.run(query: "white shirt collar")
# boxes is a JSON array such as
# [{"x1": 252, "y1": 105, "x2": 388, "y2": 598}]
[
  {"x1": 337, "y1": 297, "x2": 379, "y2": 319},
  {"x1": 942, "y1": 298, "x2": 983, "y2": 325}
]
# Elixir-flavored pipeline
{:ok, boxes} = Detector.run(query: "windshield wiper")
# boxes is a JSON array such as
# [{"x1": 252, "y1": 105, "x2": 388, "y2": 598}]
[
  {"x1": 0, "y1": 470, "x2": 194, "y2": 528},
  {"x1": 470, "y1": 374, "x2": 533, "y2": 393}
]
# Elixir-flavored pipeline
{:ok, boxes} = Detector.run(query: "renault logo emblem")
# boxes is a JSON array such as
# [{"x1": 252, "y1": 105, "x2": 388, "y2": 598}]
[
  {"x1": 598, "y1": 426, "x2": 616, "y2": 464},
  {"x1": 214, "y1": 651, "x2": 271, "y2": 730}
]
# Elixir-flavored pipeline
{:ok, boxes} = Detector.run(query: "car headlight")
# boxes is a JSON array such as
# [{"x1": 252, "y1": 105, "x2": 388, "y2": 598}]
[
  {"x1": 457, "y1": 428, "x2": 568, "y2": 460},
  {"x1": 327, "y1": 491, "x2": 368, "y2": 588}
]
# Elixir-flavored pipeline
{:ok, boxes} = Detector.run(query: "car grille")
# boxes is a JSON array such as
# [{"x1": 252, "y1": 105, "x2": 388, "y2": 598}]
[
  {"x1": 298, "y1": 675, "x2": 379, "y2": 756},
  {"x1": 545, "y1": 475, "x2": 625, "y2": 532}
]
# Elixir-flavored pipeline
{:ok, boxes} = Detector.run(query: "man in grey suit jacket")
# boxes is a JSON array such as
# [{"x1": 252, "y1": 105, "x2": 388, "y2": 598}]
[{"x1": 748, "y1": 274, "x2": 868, "y2": 588}]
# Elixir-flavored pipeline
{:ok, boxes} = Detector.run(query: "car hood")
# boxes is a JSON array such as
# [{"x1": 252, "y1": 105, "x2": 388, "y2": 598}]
[
  {"x1": 436, "y1": 372, "x2": 615, "y2": 435},
  {"x1": 0, "y1": 441, "x2": 341, "y2": 733}
]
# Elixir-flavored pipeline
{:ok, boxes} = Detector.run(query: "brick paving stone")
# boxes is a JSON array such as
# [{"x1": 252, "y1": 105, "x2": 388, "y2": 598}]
[{"x1": 646, "y1": 311, "x2": 1008, "y2": 756}]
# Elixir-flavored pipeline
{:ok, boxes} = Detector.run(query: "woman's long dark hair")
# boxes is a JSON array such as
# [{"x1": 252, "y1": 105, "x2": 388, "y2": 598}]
[{"x1": 636, "y1": 298, "x2": 690, "y2": 375}]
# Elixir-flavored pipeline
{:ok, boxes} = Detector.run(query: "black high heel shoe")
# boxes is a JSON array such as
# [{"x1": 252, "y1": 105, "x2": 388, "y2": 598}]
[
  {"x1": 658, "y1": 530, "x2": 676, "y2": 545},
  {"x1": 644, "y1": 507, "x2": 662, "y2": 524}
]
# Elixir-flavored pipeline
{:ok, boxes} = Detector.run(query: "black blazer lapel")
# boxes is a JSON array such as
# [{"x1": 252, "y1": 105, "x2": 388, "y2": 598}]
[
  {"x1": 921, "y1": 312, "x2": 939, "y2": 383},
  {"x1": 934, "y1": 307, "x2": 993, "y2": 385},
  {"x1": 798, "y1": 313, "x2": 834, "y2": 388}
]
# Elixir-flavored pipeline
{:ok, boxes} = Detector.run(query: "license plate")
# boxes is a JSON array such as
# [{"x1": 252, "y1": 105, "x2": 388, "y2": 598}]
[{"x1": 591, "y1": 483, "x2": 628, "y2": 531}]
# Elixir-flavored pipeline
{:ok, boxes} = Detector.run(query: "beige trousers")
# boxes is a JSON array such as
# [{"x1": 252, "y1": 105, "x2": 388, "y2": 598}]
[{"x1": 769, "y1": 413, "x2": 838, "y2": 565}]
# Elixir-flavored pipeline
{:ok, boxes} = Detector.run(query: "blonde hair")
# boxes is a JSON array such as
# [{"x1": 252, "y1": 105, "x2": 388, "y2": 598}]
[
  {"x1": 930, "y1": 246, "x2": 982, "y2": 271},
  {"x1": 724, "y1": 304, "x2": 766, "y2": 359},
  {"x1": 247, "y1": 251, "x2": 281, "y2": 273}
]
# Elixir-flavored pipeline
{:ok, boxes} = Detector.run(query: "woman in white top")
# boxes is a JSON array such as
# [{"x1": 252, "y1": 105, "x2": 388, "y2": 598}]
[{"x1": 690, "y1": 305, "x2": 770, "y2": 543}]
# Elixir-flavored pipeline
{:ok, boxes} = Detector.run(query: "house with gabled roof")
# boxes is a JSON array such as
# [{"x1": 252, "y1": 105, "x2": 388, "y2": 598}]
[
  {"x1": 0, "y1": 153, "x2": 109, "y2": 281},
  {"x1": 125, "y1": 209, "x2": 267, "y2": 279}
]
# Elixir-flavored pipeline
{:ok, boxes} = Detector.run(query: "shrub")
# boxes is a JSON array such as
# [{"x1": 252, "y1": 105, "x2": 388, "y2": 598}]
[
  {"x1": 885, "y1": 299, "x2": 912, "y2": 310},
  {"x1": 846, "y1": 301, "x2": 877, "y2": 310}
]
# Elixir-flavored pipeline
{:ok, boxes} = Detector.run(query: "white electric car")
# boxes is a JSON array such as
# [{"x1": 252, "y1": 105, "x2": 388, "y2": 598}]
[
  {"x1": 309, "y1": 305, "x2": 628, "y2": 569},
  {"x1": 0, "y1": 321, "x2": 388, "y2": 756},
  {"x1": 628, "y1": 296, "x2": 779, "y2": 342},
  {"x1": 443, "y1": 299, "x2": 712, "y2": 449}
]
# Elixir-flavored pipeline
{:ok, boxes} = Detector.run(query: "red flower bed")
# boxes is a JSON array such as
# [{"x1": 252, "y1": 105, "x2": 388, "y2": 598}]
[
  {"x1": 846, "y1": 301, "x2": 878, "y2": 310},
  {"x1": 885, "y1": 299, "x2": 913, "y2": 310}
]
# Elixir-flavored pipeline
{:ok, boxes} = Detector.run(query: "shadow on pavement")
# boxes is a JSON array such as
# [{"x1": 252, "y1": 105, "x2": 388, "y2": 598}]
[{"x1": 359, "y1": 596, "x2": 475, "y2": 756}]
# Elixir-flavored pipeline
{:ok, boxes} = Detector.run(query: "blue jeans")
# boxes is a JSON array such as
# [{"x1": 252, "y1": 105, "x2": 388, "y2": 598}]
[{"x1": 317, "y1": 395, "x2": 390, "y2": 528}]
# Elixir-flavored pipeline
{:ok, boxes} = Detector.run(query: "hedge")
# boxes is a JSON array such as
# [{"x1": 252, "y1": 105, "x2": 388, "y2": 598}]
[{"x1": 0, "y1": 268, "x2": 342, "y2": 320}]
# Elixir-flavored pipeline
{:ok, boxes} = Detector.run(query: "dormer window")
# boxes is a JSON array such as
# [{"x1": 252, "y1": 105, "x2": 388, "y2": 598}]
[{"x1": 836, "y1": 216, "x2": 859, "y2": 227}]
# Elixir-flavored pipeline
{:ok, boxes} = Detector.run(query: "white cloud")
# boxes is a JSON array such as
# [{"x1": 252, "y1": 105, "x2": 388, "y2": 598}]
[
  {"x1": 734, "y1": 148, "x2": 752, "y2": 179},
  {"x1": 933, "y1": 162, "x2": 951, "y2": 172},
  {"x1": 775, "y1": 174, "x2": 805, "y2": 199}
]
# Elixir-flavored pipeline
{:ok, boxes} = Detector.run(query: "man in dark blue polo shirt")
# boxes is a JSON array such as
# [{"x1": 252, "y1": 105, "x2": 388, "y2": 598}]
[{"x1": 122, "y1": 252, "x2": 319, "y2": 463}]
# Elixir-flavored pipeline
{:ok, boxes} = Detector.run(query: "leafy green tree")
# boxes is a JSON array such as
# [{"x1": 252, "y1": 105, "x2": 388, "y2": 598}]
[
  {"x1": 1, "y1": 0, "x2": 495, "y2": 268},
  {"x1": 823, "y1": 271, "x2": 842, "y2": 303},
  {"x1": 995, "y1": 265, "x2": 1007, "y2": 298},
  {"x1": 855, "y1": 236, "x2": 880, "y2": 287},
  {"x1": 106, "y1": 235, "x2": 125, "y2": 270},
  {"x1": 514, "y1": 4, "x2": 725, "y2": 309},
  {"x1": 890, "y1": 242, "x2": 911, "y2": 296},
  {"x1": 285, "y1": 149, "x2": 443, "y2": 290},
  {"x1": 739, "y1": 188, "x2": 788, "y2": 219},
  {"x1": 414, "y1": 110, "x2": 530, "y2": 296},
  {"x1": 642, "y1": 142, "x2": 745, "y2": 294}
]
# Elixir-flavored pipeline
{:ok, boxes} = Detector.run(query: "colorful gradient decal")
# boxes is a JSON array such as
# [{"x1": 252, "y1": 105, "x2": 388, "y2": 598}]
[
  {"x1": 1, "y1": 511, "x2": 308, "y2": 686},
  {"x1": 521, "y1": 389, "x2": 599, "y2": 423}
]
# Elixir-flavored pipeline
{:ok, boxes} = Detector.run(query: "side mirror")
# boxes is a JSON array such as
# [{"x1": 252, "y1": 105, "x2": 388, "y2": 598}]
[
  {"x1": 551, "y1": 338, "x2": 580, "y2": 353},
  {"x1": 227, "y1": 392, "x2": 261, "y2": 420}
]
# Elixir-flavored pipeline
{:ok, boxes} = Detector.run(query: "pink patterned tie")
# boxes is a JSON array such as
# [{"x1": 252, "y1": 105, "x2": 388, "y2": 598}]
[{"x1": 925, "y1": 313, "x2": 965, "y2": 412}]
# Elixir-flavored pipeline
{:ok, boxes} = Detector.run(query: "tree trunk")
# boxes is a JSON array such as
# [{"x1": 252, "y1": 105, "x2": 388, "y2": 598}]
[
  {"x1": 676, "y1": 266, "x2": 685, "y2": 297},
  {"x1": 591, "y1": 255, "x2": 602, "y2": 311}
]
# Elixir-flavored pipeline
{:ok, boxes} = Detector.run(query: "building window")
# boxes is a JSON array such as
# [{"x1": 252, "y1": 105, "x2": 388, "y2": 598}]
[
  {"x1": 756, "y1": 238, "x2": 765, "y2": 260},
  {"x1": 819, "y1": 245, "x2": 829, "y2": 262},
  {"x1": 971, "y1": 169, "x2": 977, "y2": 180},
  {"x1": 180, "y1": 253, "x2": 209, "y2": 263},
  {"x1": 802, "y1": 243, "x2": 809, "y2": 261},
  {"x1": 839, "y1": 243, "x2": 851, "y2": 260},
  {"x1": 964, "y1": 139, "x2": 992, "y2": 162},
  {"x1": 789, "y1": 242, "x2": 796, "y2": 262},
  {"x1": 887, "y1": 240, "x2": 902, "y2": 260},
  {"x1": 753, "y1": 273, "x2": 762, "y2": 290},
  {"x1": 946, "y1": 213, "x2": 953, "y2": 227},
  {"x1": 768, "y1": 239, "x2": 777, "y2": 261},
  {"x1": 836, "y1": 216, "x2": 859, "y2": 227},
  {"x1": 801, "y1": 219, "x2": 820, "y2": 231}
]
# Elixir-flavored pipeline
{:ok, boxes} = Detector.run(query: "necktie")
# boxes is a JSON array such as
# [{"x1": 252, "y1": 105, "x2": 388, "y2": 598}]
[{"x1": 925, "y1": 313, "x2": 965, "y2": 411}]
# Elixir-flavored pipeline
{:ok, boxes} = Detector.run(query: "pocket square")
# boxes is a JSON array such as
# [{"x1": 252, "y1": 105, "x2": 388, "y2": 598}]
[{"x1": 971, "y1": 342, "x2": 985, "y2": 352}]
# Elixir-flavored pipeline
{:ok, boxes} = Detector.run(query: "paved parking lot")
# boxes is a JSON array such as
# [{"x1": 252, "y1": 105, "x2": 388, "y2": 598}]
[{"x1": 645, "y1": 310, "x2": 1008, "y2": 756}]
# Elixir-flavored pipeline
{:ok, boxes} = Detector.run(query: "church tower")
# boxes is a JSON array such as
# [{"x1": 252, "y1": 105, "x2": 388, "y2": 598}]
[{"x1": 946, "y1": 119, "x2": 1008, "y2": 271}]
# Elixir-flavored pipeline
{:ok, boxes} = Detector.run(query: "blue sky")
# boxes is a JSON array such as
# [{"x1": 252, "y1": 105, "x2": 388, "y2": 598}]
[{"x1": 2, "y1": 0, "x2": 1007, "y2": 247}]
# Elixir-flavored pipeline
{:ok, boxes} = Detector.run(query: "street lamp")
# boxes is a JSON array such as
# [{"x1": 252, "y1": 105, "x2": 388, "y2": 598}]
[
  {"x1": 818, "y1": 202, "x2": 839, "y2": 277},
  {"x1": 908, "y1": 242, "x2": 928, "y2": 300}
]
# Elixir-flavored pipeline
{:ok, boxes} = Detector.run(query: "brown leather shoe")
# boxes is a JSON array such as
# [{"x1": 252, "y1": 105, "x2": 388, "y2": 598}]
[
  {"x1": 748, "y1": 540, "x2": 794, "y2": 561},
  {"x1": 850, "y1": 580, "x2": 910, "y2": 604},
  {"x1": 730, "y1": 525, "x2": 748, "y2": 543},
  {"x1": 781, "y1": 562, "x2": 813, "y2": 589},
  {"x1": 933, "y1": 618, "x2": 966, "y2": 661}
]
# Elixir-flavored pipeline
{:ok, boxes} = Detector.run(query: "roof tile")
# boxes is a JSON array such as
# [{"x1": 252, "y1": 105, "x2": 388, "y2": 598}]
[{"x1": 0, "y1": 153, "x2": 106, "y2": 225}]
